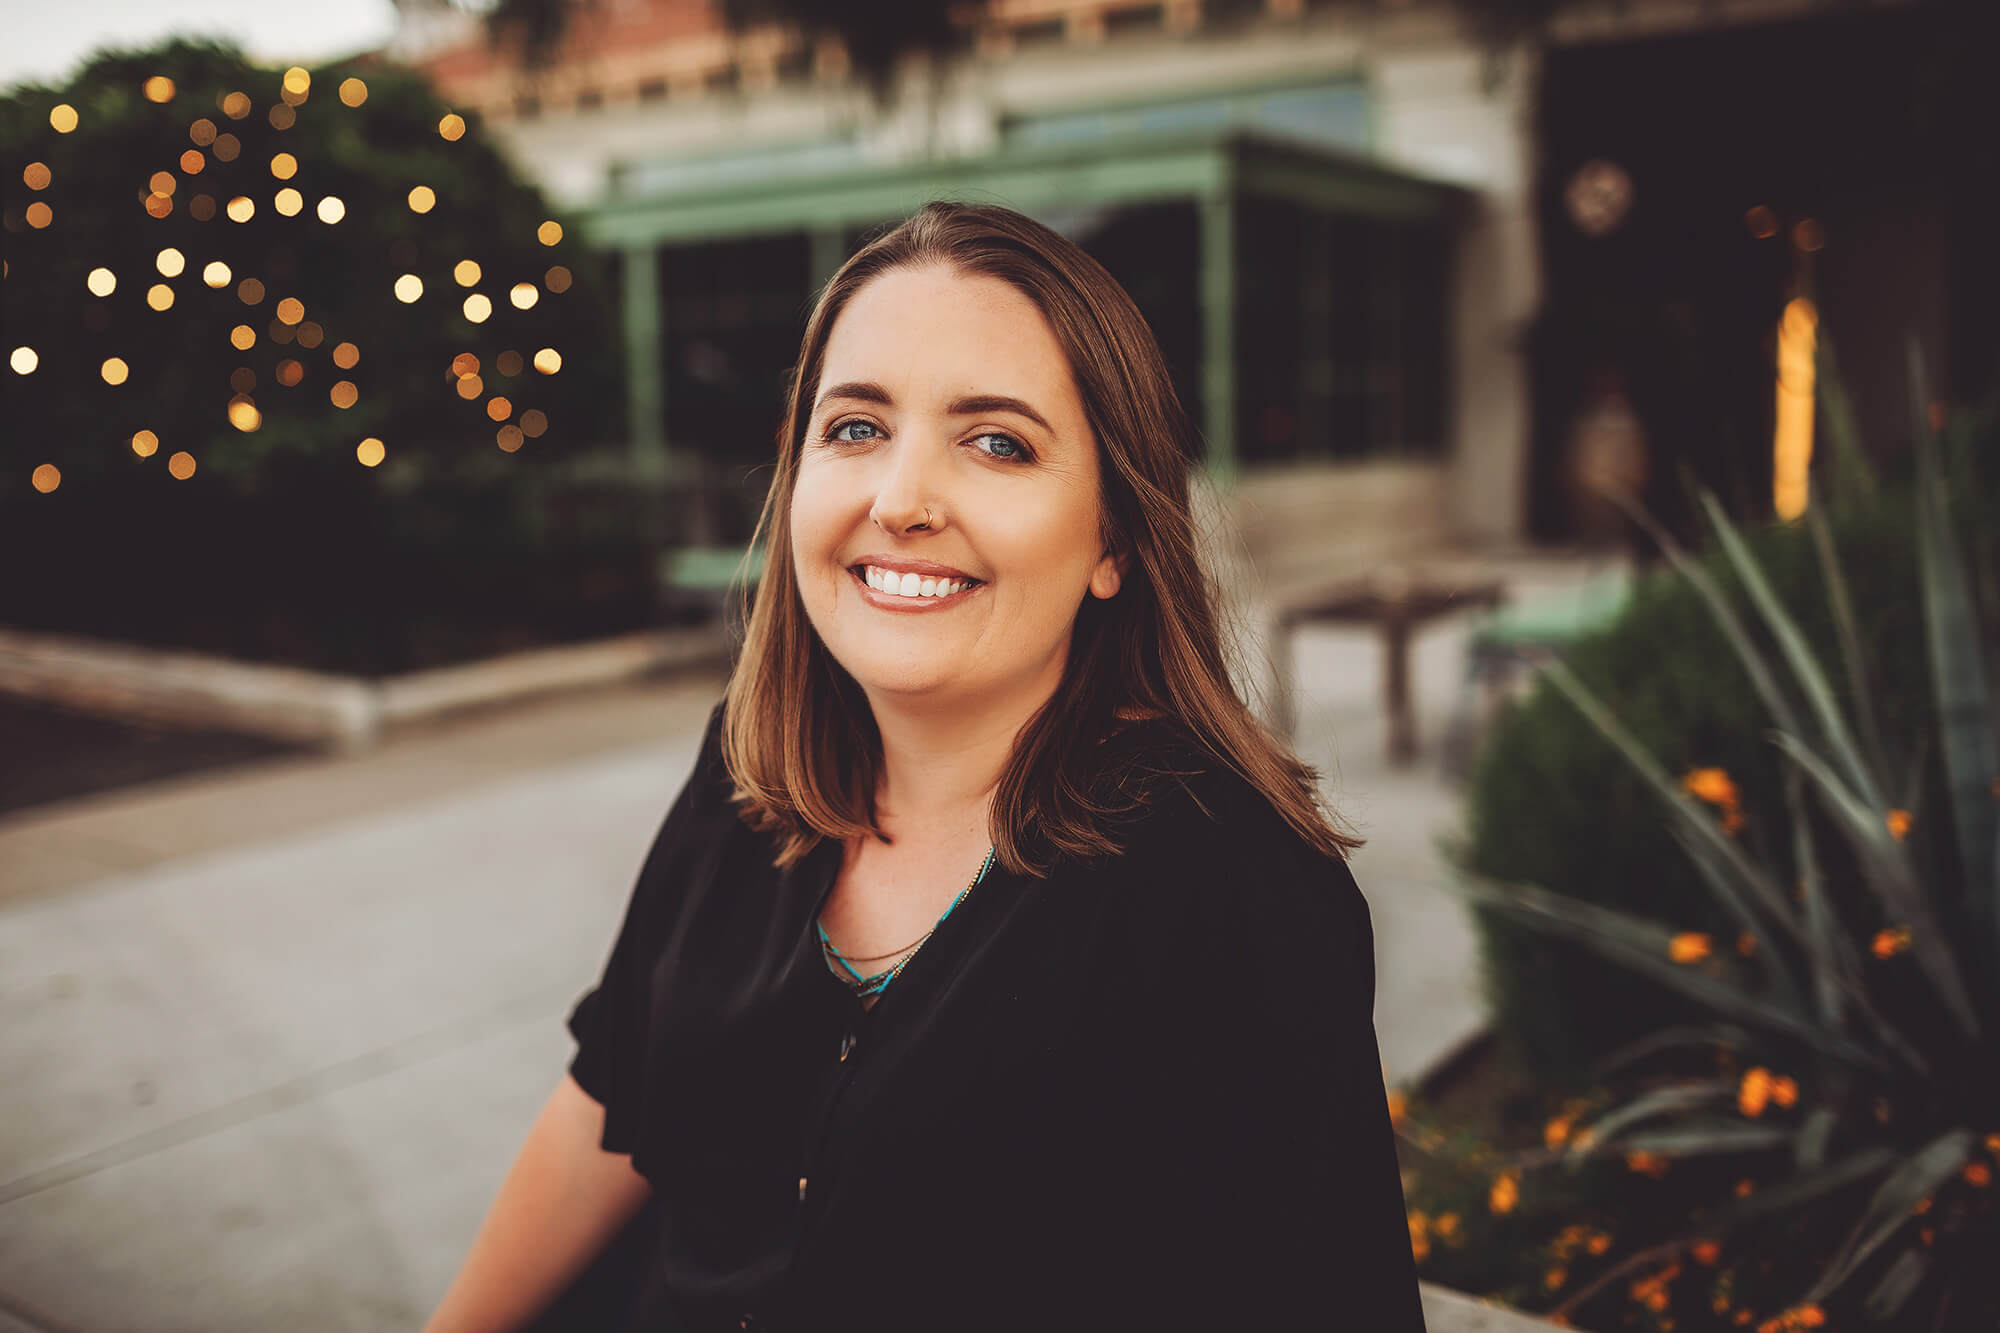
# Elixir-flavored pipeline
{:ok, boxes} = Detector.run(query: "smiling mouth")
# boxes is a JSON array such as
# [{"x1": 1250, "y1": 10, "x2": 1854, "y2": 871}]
[{"x1": 849, "y1": 565, "x2": 984, "y2": 602}]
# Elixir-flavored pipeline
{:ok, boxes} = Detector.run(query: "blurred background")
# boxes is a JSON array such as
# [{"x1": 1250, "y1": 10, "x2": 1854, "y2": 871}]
[{"x1": 3, "y1": 1, "x2": 1995, "y2": 1329}]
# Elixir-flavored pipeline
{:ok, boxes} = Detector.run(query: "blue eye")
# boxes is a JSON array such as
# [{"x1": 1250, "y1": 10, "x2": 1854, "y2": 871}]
[
  {"x1": 827, "y1": 419, "x2": 879, "y2": 443},
  {"x1": 974, "y1": 432, "x2": 1030, "y2": 463}
]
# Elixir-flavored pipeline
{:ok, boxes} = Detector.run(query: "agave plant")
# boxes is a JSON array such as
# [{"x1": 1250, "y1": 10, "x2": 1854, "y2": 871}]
[{"x1": 1453, "y1": 362, "x2": 1999, "y2": 1329}]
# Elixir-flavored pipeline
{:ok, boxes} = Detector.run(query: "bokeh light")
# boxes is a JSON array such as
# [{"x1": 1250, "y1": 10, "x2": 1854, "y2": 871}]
[
  {"x1": 26, "y1": 202, "x2": 53, "y2": 228},
  {"x1": 101, "y1": 357, "x2": 130, "y2": 385},
  {"x1": 168, "y1": 451, "x2": 198, "y2": 479},
  {"x1": 457, "y1": 374, "x2": 483, "y2": 399},
  {"x1": 453, "y1": 259, "x2": 482, "y2": 287},
  {"x1": 333, "y1": 342, "x2": 360, "y2": 369},
  {"x1": 1793, "y1": 218, "x2": 1825, "y2": 253},
  {"x1": 496, "y1": 349, "x2": 523, "y2": 376},
  {"x1": 356, "y1": 437, "x2": 386, "y2": 467},
  {"x1": 143, "y1": 76, "x2": 176, "y2": 103},
  {"x1": 269, "y1": 320, "x2": 294, "y2": 345},
  {"x1": 281, "y1": 67, "x2": 311, "y2": 108},
  {"x1": 147, "y1": 283, "x2": 175, "y2": 312},
  {"x1": 451, "y1": 353, "x2": 480, "y2": 377},
  {"x1": 510, "y1": 283, "x2": 539, "y2": 310},
  {"x1": 520, "y1": 409, "x2": 548, "y2": 438},
  {"x1": 317, "y1": 196, "x2": 346, "y2": 224},
  {"x1": 408, "y1": 185, "x2": 436, "y2": 214},
  {"x1": 276, "y1": 297, "x2": 305, "y2": 325},
  {"x1": 203, "y1": 261, "x2": 232, "y2": 288},
  {"x1": 545, "y1": 265, "x2": 572, "y2": 293},
  {"x1": 439, "y1": 113, "x2": 467, "y2": 141},
  {"x1": 269, "y1": 103, "x2": 296, "y2": 131},
  {"x1": 23, "y1": 162, "x2": 51, "y2": 190},
  {"x1": 533, "y1": 348, "x2": 562, "y2": 374},
  {"x1": 1745, "y1": 206, "x2": 1778, "y2": 239},
  {"x1": 144, "y1": 194, "x2": 171, "y2": 219},
  {"x1": 32, "y1": 464, "x2": 62, "y2": 493},
  {"x1": 226, "y1": 195, "x2": 255, "y2": 222},
  {"x1": 220, "y1": 92, "x2": 251, "y2": 120},
  {"x1": 487, "y1": 395, "x2": 513, "y2": 421},
  {"x1": 50, "y1": 104, "x2": 78, "y2": 133},
  {"x1": 156, "y1": 247, "x2": 186, "y2": 277},
  {"x1": 132, "y1": 430, "x2": 159, "y2": 457},
  {"x1": 230, "y1": 324, "x2": 256, "y2": 350},
  {"x1": 394, "y1": 274, "x2": 423, "y2": 303},
  {"x1": 180, "y1": 149, "x2": 205, "y2": 174},
  {"x1": 463, "y1": 293, "x2": 493, "y2": 323},
  {"x1": 227, "y1": 398, "x2": 261, "y2": 432},
  {"x1": 189, "y1": 194, "x2": 216, "y2": 221},
  {"x1": 271, "y1": 152, "x2": 298, "y2": 180},
  {"x1": 150, "y1": 170, "x2": 178, "y2": 196},
  {"x1": 275, "y1": 188, "x2": 303, "y2": 216},
  {"x1": 339, "y1": 78, "x2": 368, "y2": 108},
  {"x1": 213, "y1": 133, "x2": 241, "y2": 162},
  {"x1": 537, "y1": 220, "x2": 563, "y2": 246},
  {"x1": 238, "y1": 277, "x2": 265, "y2": 304},
  {"x1": 330, "y1": 380, "x2": 359, "y2": 409},
  {"x1": 274, "y1": 360, "x2": 302, "y2": 387},
  {"x1": 296, "y1": 322, "x2": 324, "y2": 349},
  {"x1": 87, "y1": 268, "x2": 117, "y2": 297},
  {"x1": 231, "y1": 366, "x2": 258, "y2": 393},
  {"x1": 496, "y1": 425, "x2": 525, "y2": 452},
  {"x1": 10, "y1": 347, "x2": 38, "y2": 375},
  {"x1": 190, "y1": 118, "x2": 217, "y2": 146}
]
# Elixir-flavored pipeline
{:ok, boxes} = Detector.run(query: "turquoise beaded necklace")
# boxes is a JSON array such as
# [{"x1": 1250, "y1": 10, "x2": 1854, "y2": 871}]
[{"x1": 817, "y1": 845, "x2": 996, "y2": 999}]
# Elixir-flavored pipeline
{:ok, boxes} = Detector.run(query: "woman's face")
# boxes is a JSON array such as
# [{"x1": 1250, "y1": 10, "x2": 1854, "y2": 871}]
[{"x1": 789, "y1": 264, "x2": 1123, "y2": 713}]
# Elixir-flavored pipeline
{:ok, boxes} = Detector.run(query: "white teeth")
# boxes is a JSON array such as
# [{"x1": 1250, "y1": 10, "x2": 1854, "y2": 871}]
[
  {"x1": 862, "y1": 566, "x2": 974, "y2": 599},
  {"x1": 898, "y1": 572, "x2": 921, "y2": 596},
  {"x1": 920, "y1": 577, "x2": 937, "y2": 597}
]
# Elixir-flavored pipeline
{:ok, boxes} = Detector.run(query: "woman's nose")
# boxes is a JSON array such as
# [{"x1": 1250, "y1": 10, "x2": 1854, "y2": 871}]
[{"x1": 868, "y1": 440, "x2": 945, "y2": 534}]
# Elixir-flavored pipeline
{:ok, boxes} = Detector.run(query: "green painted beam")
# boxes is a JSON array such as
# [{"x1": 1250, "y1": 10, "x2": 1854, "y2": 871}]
[
  {"x1": 1199, "y1": 190, "x2": 1237, "y2": 484},
  {"x1": 620, "y1": 243, "x2": 667, "y2": 480}
]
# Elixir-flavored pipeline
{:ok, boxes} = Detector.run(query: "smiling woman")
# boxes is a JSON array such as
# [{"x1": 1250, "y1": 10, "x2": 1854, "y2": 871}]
[{"x1": 429, "y1": 203, "x2": 1422, "y2": 1333}]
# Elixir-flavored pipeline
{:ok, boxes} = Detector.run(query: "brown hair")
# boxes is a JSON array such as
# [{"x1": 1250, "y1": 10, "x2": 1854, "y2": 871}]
[{"x1": 722, "y1": 200, "x2": 1359, "y2": 874}]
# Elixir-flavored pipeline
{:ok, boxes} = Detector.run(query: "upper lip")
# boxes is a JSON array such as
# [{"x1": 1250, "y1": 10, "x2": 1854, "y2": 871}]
[{"x1": 849, "y1": 555, "x2": 982, "y2": 582}]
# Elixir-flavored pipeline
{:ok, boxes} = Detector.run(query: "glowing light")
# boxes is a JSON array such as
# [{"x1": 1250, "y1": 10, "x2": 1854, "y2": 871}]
[
  {"x1": 274, "y1": 360, "x2": 302, "y2": 387},
  {"x1": 102, "y1": 357, "x2": 130, "y2": 385},
  {"x1": 226, "y1": 196, "x2": 255, "y2": 222},
  {"x1": 520, "y1": 409, "x2": 548, "y2": 438},
  {"x1": 156, "y1": 248, "x2": 186, "y2": 277},
  {"x1": 32, "y1": 464, "x2": 61, "y2": 493},
  {"x1": 356, "y1": 437, "x2": 386, "y2": 467},
  {"x1": 333, "y1": 342, "x2": 360, "y2": 369},
  {"x1": 190, "y1": 118, "x2": 217, "y2": 146},
  {"x1": 439, "y1": 112, "x2": 467, "y2": 141},
  {"x1": 143, "y1": 76, "x2": 176, "y2": 103},
  {"x1": 145, "y1": 194, "x2": 172, "y2": 219},
  {"x1": 487, "y1": 395, "x2": 513, "y2": 421},
  {"x1": 231, "y1": 367, "x2": 258, "y2": 393},
  {"x1": 87, "y1": 268, "x2": 117, "y2": 297},
  {"x1": 281, "y1": 67, "x2": 311, "y2": 106},
  {"x1": 317, "y1": 195, "x2": 346, "y2": 224},
  {"x1": 330, "y1": 380, "x2": 359, "y2": 409},
  {"x1": 269, "y1": 103, "x2": 296, "y2": 131},
  {"x1": 230, "y1": 324, "x2": 256, "y2": 350},
  {"x1": 268, "y1": 320, "x2": 294, "y2": 345},
  {"x1": 276, "y1": 297, "x2": 305, "y2": 325},
  {"x1": 545, "y1": 265, "x2": 572, "y2": 293},
  {"x1": 221, "y1": 92, "x2": 251, "y2": 120},
  {"x1": 453, "y1": 260, "x2": 482, "y2": 287},
  {"x1": 213, "y1": 133, "x2": 241, "y2": 162},
  {"x1": 238, "y1": 277, "x2": 265, "y2": 304},
  {"x1": 147, "y1": 284, "x2": 175, "y2": 312},
  {"x1": 10, "y1": 347, "x2": 38, "y2": 375},
  {"x1": 227, "y1": 398, "x2": 261, "y2": 432},
  {"x1": 339, "y1": 77, "x2": 368, "y2": 107},
  {"x1": 452, "y1": 353, "x2": 480, "y2": 377},
  {"x1": 457, "y1": 374, "x2": 484, "y2": 400},
  {"x1": 23, "y1": 162, "x2": 50, "y2": 190},
  {"x1": 296, "y1": 322, "x2": 323, "y2": 349},
  {"x1": 274, "y1": 188, "x2": 303, "y2": 217},
  {"x1": 537, "y1": 220, "x2": 563, "y2": 246},
  {"x1": 533, "y1": 348, "x2": 562, "y2": 375},
  {"x1": 132, "y1": 430, "x2": 159, "y2": 457},
  {"x1": 497, "y1": 425, "x2": 524, "y2": 452},
  {"x1": 180, "y1": 149, "x2": 205, "y2": 174},
  {"x1": 271, "y1": 152, "x2": 298, "y2": 180},
  {"x1": 1773, "y1": 297, "x2": 1818, "y2": 522},
  {"x1": 408, "y1": 185, "x2": 436, "y2": 213},
  {"x1": 189, "y1": 194, "x2": 216, "y2": 221},
  {"x1": 510, "y1": 283, "x2": 539, "y2": 310},
  {"x1": 1793, "y1": 219, "x2": 1825, "y2": 253},
  {"x1": 168, "y1": 451, "x2": 198, "y2": 479},
  {"x1": 26, "y1": 202, "x2": 53, "y2": 228},
  {"x1": 149, "y1": 170, "x2": 178, "y2": 197},
  {"x1": 462, "y1": 293, "x2": 493, "y2": 323},
  {"x1": 50, "y1": 104, "x2": 78, "y2": 133},
  {"x1": 394, "y1": 274, "x2": 423, "y2": 303},
  {"x1": 203, "y1": 261, "x2": 231, "y2": 288},
  {"x1": 495, "y1": 349, "x2": 523, "y2": 376}
]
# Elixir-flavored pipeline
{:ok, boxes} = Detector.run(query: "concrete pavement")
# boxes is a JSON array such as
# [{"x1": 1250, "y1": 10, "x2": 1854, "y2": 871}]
[{"x1": 0, "y1": 558, "x2": 1600, "y2": 1328}]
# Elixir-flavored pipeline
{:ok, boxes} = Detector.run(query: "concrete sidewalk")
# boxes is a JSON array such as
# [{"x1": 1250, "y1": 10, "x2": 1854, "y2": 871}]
[{"x1": 0, "y1": 563, "x2": 1593, "y2": 1330}]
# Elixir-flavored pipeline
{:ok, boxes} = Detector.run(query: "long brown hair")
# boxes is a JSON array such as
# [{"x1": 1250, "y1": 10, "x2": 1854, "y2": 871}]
[{"x1": 722, "y1": 200, "x2": 1359, "y2": 874}]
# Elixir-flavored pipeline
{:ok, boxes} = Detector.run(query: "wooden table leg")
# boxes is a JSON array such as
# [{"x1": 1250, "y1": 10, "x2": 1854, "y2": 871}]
[{"x1": 1383, "y1": 611, "x2": 1416, "y2": 764}]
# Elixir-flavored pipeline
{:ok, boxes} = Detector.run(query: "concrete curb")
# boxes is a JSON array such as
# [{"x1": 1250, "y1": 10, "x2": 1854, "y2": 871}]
[{"x1": 0, "y1": 624, "x2": 733, "y2": 751}]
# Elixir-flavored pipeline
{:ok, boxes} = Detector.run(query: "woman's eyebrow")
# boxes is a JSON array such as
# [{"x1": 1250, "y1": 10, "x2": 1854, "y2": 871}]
[{"x1": 814, "y1": 381, "x2": 1054, "y2": 435}]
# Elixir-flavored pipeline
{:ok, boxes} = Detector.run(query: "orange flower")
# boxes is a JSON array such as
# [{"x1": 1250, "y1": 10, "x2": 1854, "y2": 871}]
[
  {"x1": 1683, "y1": 767, "x2": 1740, "y2": 806},
  {"x1": 1692, "y1": 1239, "x2": 1722, "y2": 1266},
  {"x1": 1985, "y1": 1131, "x2": 2000, "y2": 1153},
  {"x1": 1967, "y1": 1162, "x2": 1992, "y2": 1188},
  {"x1": 1626, "y1": 1150, "x2": 1669, "y2": 1178},
  {"x1": 1734, "y1": 1178, "x2": 1756, "y2": 1198},
  {"x1": 1739, "y1": 1067, "x2": 1773, "y2": 1118},
  {"x1": 1545, "y1": 1114, "x2": 1573, "y2": 1149},
  {"x1": 1873, "y1": 925, "x2": 1912, "y2": 959},
  {"x1": 1545, "y1": 1265, "x2": 1568, "y2": 1290},
  {"x1": 1587, "y1": 1232, "x2": 1612, "y2": 1255},
  {"x1": 1913, "y1": 1197, "x2": 1933, "y2": 1215},
  {"x1": 1734, "y1": 1311, "x2": 1753, "y2": 1326},
  {"x1": 1670, "y1": 932, "x2": 1712, "y2": 964},
  {"x1": 1771, "y1": 1075, "x2": 1798, "y2": 1109},
  {"x1": 1489, "y1": 1171, "x2": 1519, "y2": 1215},
  {"x1": 1435, "y1": 1212, "x2": 1461, "y2": 1242},
  {"x1": 1886, "y1": 808, "x2": 1912, "y2": 841},
  {"x1": 1408, "y1": 1211, "x2": 1431, "y2": 1262}
]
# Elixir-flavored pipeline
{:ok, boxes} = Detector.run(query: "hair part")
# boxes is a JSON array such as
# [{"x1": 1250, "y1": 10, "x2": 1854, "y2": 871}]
[{"x1": 722, "y1": 200, "x2": 1360, "y2": 874}]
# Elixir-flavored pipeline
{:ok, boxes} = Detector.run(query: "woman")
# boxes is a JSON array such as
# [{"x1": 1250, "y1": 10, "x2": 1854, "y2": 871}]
[{"x1": 428, "y1": 202, "x2": 1424, "y2": 1332}]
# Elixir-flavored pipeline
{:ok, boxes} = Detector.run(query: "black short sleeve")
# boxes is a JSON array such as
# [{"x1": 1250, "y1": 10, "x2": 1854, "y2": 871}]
[{"x1": 565, "y1": 699, "x2": 732, "y2": 1156}]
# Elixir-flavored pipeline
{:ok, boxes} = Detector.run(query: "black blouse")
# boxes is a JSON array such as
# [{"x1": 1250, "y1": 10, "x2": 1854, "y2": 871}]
[{"x1": 565, "y1": 701, "x2": 1425, "y2": 1332}]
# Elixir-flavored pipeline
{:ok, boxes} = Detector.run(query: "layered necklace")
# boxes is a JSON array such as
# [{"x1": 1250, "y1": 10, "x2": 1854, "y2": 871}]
[{"x1": 817, "y1": 845, "x2": 996, "y2": 1000}]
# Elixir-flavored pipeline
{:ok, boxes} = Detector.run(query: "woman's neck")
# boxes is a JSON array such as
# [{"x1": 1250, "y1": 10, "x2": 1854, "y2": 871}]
[{"x1": 863, "y1": 686, "x2": 1048, "y2": 835}]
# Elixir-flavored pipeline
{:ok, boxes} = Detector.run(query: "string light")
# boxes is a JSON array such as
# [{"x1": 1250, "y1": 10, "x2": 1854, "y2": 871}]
[
  {"x1": 10, "y1": 347, "x2": 38, "y2": 374},
  {"x1": 189, "y1": 194, "x2": 216, "y2": 221},
  {"x1": 276, "y1": 297, "x2": 305, "y2": 325},
  {"x1": 156, "y1": 248, "x2": 186, "y2": 277},
  {"x1": 317, "y1": 196, "x2": 345, "y2": 224},
  {"x1": 238, "y1": 277, "x2": 265, "y2": 304},
  {"x1": 220, "y1": 92, "x2": 251, "y2": 120},
  {"x1": 168, "y1": 451, "x2": 198, "y2": 479},
  {"x1": 32, "y1": 464, "x2": 62, "y2": 493},
  {"x1": 510, "y1": 283, "x2": 539, "y2": 310},
  {"x1": 271, "y1": 152, "x2": 298, "y2": 180},
  {"x1": 233, "y1": 367, "x2": 259, "y2": 393},
  {"x1": 87, "y1": 268, "x2": 117, "y2": 297},
  {"x1": 394, "y1": 274, "x2": 423, "y2": 303},
  {"x1": 408, "y1": 185, "x2": 436, "y2": 213},
  {"x1": 226, "y1": 196, "x2": 255, "y2": 222},
  {"x1": 296, "y1": 322, "x2": 323, "y2": 349},
  {"x1": 143, "y1": 76, "x2": 176, "y2": 103},
  {"x1": 190, "y1": 118, "x2": 217, "y2": 145},
  {"x1": 150, "y1": 171, "x2": 178, "y2": 196},
  {"x1": 227, "y1": 398, "x2": 261, "y2": 432},
  {"x1": 339, "y1": 78, "x2": 368, "y2": 107},
  {"x1": 144, "y1": 194, "x2": 172, "y2": 219},
  {"x1": 496, "y1": 425, "x2": 524, "y2": 452},
  {"x1": 147, "y1": 284, "x2": 175, "y2": 311},
  {"x1": 281, "y1": 67, "x2": 311, "y2": 106},
  {"x1": 213, "y1": 134, "x2": 241, "y2": 162},
  {"x1": 50, "y1": 104, "x2": 78, "y2": 133},
  {"x1": 456, "y1": 374, "x2": 483, "y2": 399},
  {"x1": 26, "y1": 202, "x2": 53, "y2": 228},
  {"x1": 230, "y1": 324, "x2": 256, "y2": 350},
  {"x1": 333, "y1": 342, "x2": 360, "y2": 369},
  {"x1": 132, "y1": 430, "x2": 159, "y2": 457},
  {"x1": 275, "y1": 188, "x2": 303, "y2": 216},
  {"x1": 101, "y1": 357, "x2": 130, "y2": 385},
  {"x1": 520, "y1": 410, "x2": 548, "y2": 438},
  {"x1": 496, "y1": 349, "x2": 523, "y2": 376},
  {"x1": 274, "y1": 360, "x2": 302, "y2": 387},
  {"x1": 545, "y1": 265, "x2": 572, "y2": 293},
  {"x1": 438, "y1": 112, "x2": 466, "y2": 141},
  {"x1": 356, "y1": 437, "x2": 385, "y2": 467},
  {"x1": 23, "y1": 162, "x2": 51, "y2": 189},
  {"x1": 453, "y1": 260, "x2": 481, "y2": 287},
  {"x1": 330, "y1": 380, "x2": 358, "y2": 409},
  {"x1": 203, "y1": 261, "x2": 232, "y2": 288},
  {"x1": 537, "y1": 220, "x2": 563, "y2": 246},
  {"x1": 269, "y1": 103, "x2": 296, "y2": 131},
  {"x1": 486, "y1": 395, "x2": 512, "y2": 421},
  {"x1": 452, "y1": 353, "x2": 480, "y2": 377},
  {"x1": 463, "y1": 293, "x2": 493, "y2": 323},
  {"x1": 533, "y1": 348, "x2": 562, "y2": 374},
  {"x1": 180, "y1": 149, "x2": 205, "y2": 174}
]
